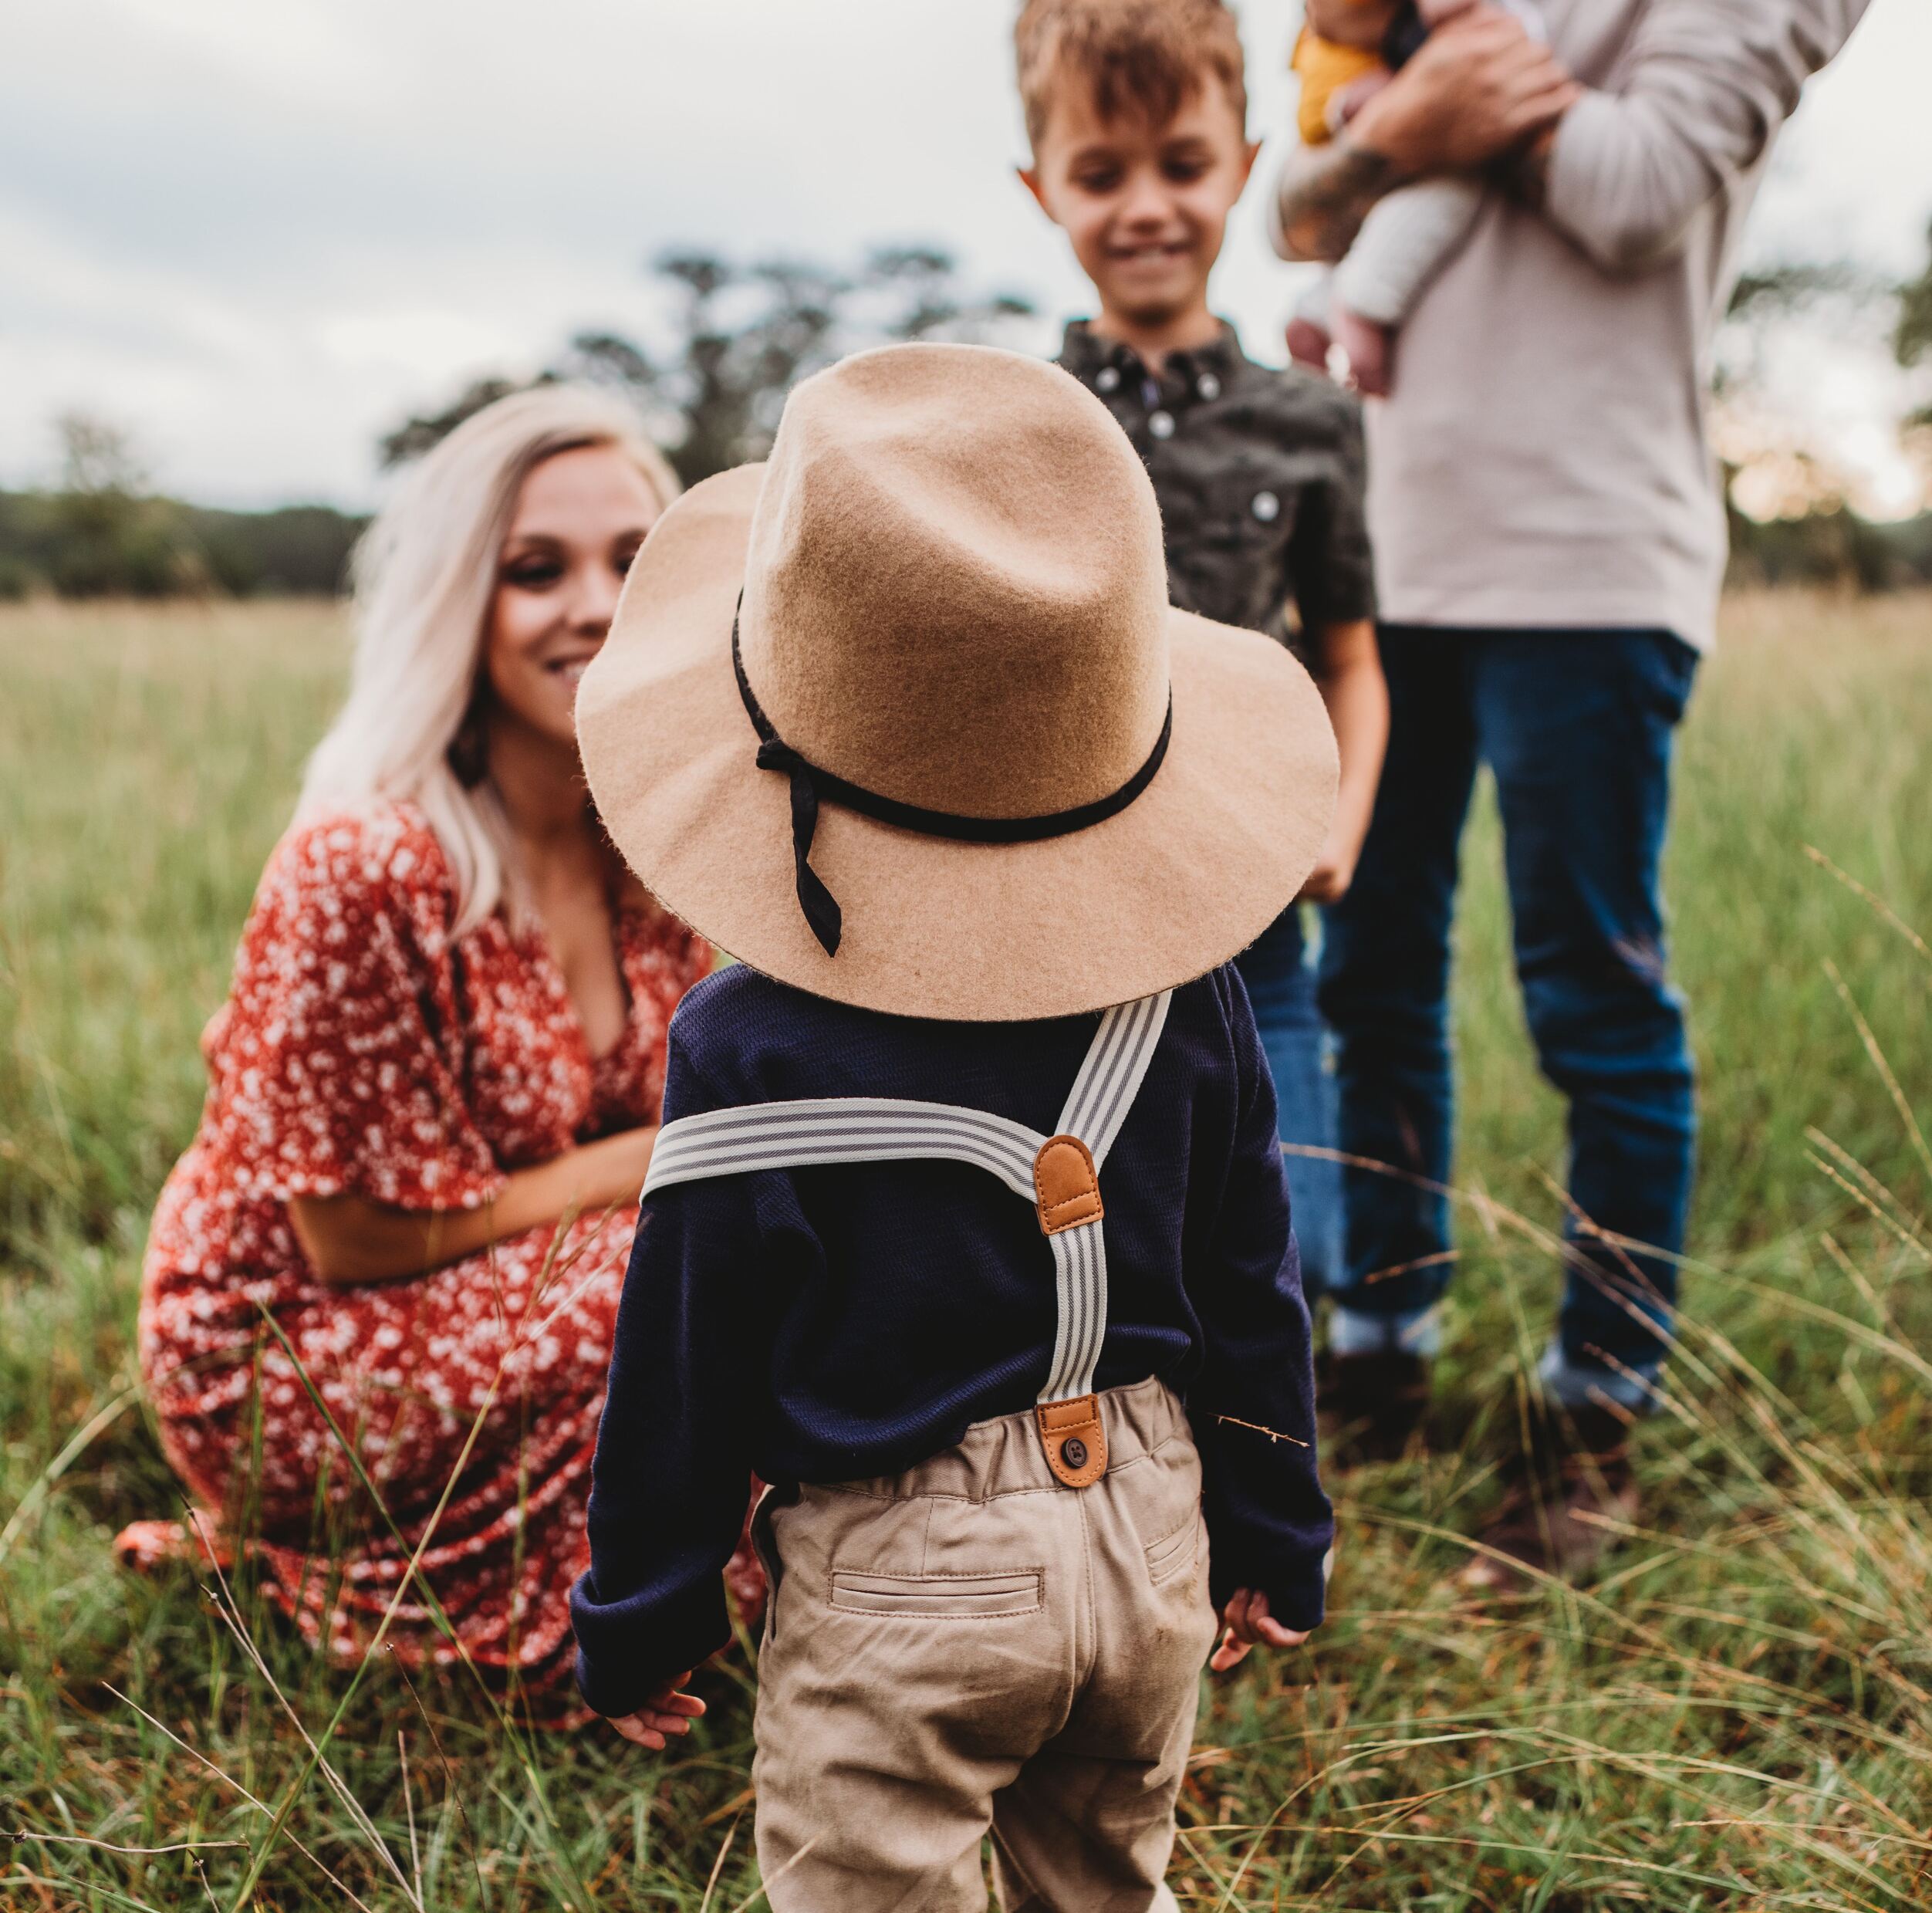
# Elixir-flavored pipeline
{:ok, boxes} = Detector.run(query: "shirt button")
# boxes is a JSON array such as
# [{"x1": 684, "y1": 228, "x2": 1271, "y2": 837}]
[
  {"x1": 1095, "y1": 366, "x2": 1120, "y2": 393},
  {"x1": 1196, "y1": 372, "x2": 1221, "y2": 401},
  {"x1": 1062, "y1": 1436, "x2": 1088, "y2": 1470},
  {"x1": 1251, "y1": 488, "x2": 1281, "y2": 522},
  {"x1": 1147, "y1": 410, "x2": 1176, "y2": 439}
]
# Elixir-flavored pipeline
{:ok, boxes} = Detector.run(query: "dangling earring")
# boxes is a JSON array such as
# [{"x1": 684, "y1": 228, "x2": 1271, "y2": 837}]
[{"x1": 448, "y1": 691, "x2": 489, "y2": 789}]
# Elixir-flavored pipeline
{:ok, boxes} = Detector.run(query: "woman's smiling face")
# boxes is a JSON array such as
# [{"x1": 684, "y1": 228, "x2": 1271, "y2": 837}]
[{"x1": 482, "y1": 442, "x2": 664, "y2": 749}]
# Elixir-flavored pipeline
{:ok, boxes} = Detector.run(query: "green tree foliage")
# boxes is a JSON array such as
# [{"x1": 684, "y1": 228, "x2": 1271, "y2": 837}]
[
  {"x1": 380, "y1": 244, "x2": 1036, "y2": 483},
  {"x1": 0, "y1": 414, "x2": 365, "y2": 602},
  {"x1": 39, "y1": 414, "x2": 205, "y2": 598}
]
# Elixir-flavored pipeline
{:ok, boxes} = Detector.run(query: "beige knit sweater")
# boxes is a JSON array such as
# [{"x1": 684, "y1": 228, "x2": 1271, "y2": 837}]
[{"x1": 1282, "y1": 0, "x2": 1871, "y2": 649}]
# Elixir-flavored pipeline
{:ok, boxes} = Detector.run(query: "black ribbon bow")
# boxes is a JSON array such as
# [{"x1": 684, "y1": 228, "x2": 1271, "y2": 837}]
[
  {"x1": 753, "y1": 728, "x2": 845, "y2": 956},
  {"x1": 730, "y1": 597, "x2": 1172, "y2": 959}
]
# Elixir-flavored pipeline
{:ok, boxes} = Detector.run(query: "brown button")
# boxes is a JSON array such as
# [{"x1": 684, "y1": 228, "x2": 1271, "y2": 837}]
[{"x1": 1061, "y1": 1436, "x2": 1088, "y2": 1470}]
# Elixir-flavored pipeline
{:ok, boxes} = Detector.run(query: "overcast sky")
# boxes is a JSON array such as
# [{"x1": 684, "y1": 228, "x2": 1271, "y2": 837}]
[{"x1": 5, "y1": 0, "x2": 1929, "y2": 513}]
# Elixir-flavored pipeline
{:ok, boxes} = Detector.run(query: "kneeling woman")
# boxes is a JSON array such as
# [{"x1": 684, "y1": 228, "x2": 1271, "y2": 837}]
[{"x1": 124, "y1": 389, "x2": 709, "y2": 1698}]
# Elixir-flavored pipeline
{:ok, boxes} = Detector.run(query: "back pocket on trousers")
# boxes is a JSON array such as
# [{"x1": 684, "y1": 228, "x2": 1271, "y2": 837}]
[
  {"x1": 828, "y1": 1569, "x2": 1042, "y2": 1617},
  {"x1": 1145, "y1": 1516, "x2": 1202, "y2": 1588}
]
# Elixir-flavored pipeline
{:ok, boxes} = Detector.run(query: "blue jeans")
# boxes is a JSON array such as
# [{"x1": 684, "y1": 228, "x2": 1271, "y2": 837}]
[
  {"x1": 1235, "y1": 904, "x2": 1343, "y2": 1296},
  {"x1": 1317, "y1": 627, "x2": 1700, "y2": 1408}
]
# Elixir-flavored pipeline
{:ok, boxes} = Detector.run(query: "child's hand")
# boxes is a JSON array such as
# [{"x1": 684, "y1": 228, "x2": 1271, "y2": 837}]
[
  {"x1": 1297, "y1": 848, "x2": 1354, "y2": 905},
  {"x1": 1211, "y1": 1589, "x2": 1312, "y2": 1671},
  {"x1": 1298, "y1": 818, "x2": 1361, "y2": 904},
  {"x1": 606, "y1": 1671, "x2": 706, "y2": 1750}
]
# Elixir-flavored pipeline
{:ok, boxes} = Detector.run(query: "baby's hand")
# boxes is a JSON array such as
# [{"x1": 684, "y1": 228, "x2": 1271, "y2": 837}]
[
  {"x1": 606, "y1": 1670, "x2": 706, "y2": 1750},
  {"x1": 1211, "y1": 1589, "x2": 1312, "y2": 1671}
]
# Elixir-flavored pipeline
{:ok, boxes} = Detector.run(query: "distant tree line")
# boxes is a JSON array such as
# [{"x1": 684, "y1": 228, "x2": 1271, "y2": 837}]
[
  {"x1": 2, "y1": 243, "x2": 1031, "y2": 604},
  {"x1": 0, "y1": 416, "x2": 363, "y2": 602},
  {"x1": 6, "y1": 232, "x2": 1929, "y2": 603}
]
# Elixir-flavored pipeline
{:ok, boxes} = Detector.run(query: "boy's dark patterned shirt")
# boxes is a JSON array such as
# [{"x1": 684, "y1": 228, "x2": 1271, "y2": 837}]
[{"x1": 1056, "y1": 321, "x2": 1376, "y2": 661}]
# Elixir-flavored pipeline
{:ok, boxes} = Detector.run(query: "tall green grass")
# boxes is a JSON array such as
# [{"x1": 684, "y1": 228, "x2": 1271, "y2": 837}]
[{"x1": 2, "y1": 593, "x2": 1928, "y2": 1908}]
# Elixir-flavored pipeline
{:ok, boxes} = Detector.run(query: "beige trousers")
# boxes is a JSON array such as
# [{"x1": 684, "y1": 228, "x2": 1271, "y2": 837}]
[{"x1": 749, "y1": 1377, "x2": 1219, "y2": 1911}]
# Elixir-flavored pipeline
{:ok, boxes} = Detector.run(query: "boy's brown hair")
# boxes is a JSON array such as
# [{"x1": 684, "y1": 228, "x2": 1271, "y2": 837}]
[{"x1": 1015, "y1": 0, "x2": 1248, "y2": 149}]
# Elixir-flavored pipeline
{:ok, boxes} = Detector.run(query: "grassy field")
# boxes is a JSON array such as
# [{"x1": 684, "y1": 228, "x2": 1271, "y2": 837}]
[{"x1": 2, "y1": 593, "x2": 1929, "y2": 1910}]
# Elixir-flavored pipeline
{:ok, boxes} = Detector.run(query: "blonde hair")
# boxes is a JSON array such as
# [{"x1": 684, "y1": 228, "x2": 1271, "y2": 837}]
[
  {"x1": 1015, "y1": 0, "x2": 1248, "y2": 149},
  {"x1": 301, "y1": 384, "x2": 681, "y2": 936}
]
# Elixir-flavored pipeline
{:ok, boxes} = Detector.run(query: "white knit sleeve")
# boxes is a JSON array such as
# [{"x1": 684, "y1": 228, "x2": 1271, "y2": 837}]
[{"x1": 1331, "y1": 177, "x2": 1488, "y2": 325}]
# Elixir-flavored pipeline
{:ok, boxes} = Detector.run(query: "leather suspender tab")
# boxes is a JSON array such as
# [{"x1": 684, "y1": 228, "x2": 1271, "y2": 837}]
[
  {"x1": 1033, "y1": 1134, "x2": 1103, "y2": 1236},
  {"x1": 1035, "y1": 1394, "x2": 1107, "y2": 1489}
]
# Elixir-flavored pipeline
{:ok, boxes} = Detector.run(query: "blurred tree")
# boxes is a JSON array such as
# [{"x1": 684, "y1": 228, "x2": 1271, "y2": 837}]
[
  {"x1": 1712, "y1": 253, "x2": 1932, "y2": 590},
  {"x1": 380, "y1": 244, "x2": 1036, "y2": 481},
  {"x1": 1893, "y1": 218, "x2": 1932, "y2": 373},
  {"x1": 42, "y1": 413, "x2": 209, "y2": 597},
  {"x1": 56, "y1": 411, "x2": 147, "y2": 499},
  {"x1": 1893, "y1": 218, "x2": 1932, "y2": 476},
  {"x1": 377, "y1": 374, "x2": 558, "y2": 468}
]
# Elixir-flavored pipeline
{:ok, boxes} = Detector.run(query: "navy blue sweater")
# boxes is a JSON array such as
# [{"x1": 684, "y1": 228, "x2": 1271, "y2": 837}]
[{"x1": 571, "y1": 962, "x2": 1332, "y2": 1716}]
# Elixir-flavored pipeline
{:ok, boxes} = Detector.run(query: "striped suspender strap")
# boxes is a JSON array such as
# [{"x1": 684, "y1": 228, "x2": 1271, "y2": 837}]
[
  {"x1": 644, "y1": 1097, "x2": 1041, "y2": 1203},
  {"x1": 640, "y1": 991, "x2": 1174, "y2": 1485},
  {"x1": 1037, "y1": 990, "x2": 1170, "y2": 1403}
]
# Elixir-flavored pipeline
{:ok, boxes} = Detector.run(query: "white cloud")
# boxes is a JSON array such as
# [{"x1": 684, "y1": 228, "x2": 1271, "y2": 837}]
[{"x1": 2, "y1": 0, "x2": 1927, "y2": 509}]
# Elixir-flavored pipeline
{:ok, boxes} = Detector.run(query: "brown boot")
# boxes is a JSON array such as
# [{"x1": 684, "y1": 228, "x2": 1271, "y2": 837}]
[
  {"x1": 1318, "y1": 1350, "x2": 1430, "y2": 1465},
  {"x1": 1461, "y1": 1398, "x2": 1639, "y2": 1591}
]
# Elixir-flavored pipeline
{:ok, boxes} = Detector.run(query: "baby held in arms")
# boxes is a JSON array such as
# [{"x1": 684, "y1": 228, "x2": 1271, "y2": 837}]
[{"x1": 1285, "y1": 0, "x2": 1545, "y2": 394}]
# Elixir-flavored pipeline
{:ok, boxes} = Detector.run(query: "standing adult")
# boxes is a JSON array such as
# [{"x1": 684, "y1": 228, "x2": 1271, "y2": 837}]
[
  {"x1": 122, "y1": 387, "x2": 714, "y2": 1699},
  {"x1": 1272, "y1": 0, "x2": 1870, "y2": 1574}
]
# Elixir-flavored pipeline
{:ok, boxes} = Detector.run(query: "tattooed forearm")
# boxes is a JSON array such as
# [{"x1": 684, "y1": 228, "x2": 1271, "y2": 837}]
[{"x1": 1273, "y1": 137, "x2": 1402, "y2": 263}]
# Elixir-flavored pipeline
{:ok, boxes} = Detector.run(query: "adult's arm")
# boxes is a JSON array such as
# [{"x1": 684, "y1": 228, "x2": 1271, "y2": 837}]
[
  {"x1": 1272, "y1": 5, "x2": 1577, "y2": 263},
  {"x1": 1508, "y1": 0, "x2": 1871, "y2": 274},
  {"x1": 289, "y1": 1125, "x2": 658, "y2": 1288}
]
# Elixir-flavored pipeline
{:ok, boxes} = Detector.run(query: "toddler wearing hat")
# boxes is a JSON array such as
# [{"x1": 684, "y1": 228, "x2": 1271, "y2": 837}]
[{"x1": 569, "y1": 342, "x2": 1336, "y2": 1908}]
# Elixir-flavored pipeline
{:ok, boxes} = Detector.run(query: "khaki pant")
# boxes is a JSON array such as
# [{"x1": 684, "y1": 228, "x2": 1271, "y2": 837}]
[{"x1": 750, "y1": 1377, "x2": 1219, "y2": 1911}]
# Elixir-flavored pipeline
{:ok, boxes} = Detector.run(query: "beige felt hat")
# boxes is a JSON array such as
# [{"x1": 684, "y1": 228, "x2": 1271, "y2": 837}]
[{"x1": 576, "y1": 342, "x2": 1337, "y2": 1022}]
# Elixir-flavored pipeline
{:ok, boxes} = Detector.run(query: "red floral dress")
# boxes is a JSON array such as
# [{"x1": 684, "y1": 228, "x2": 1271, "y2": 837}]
[{"x1": 129, "y1": 803, "x2": 710, "y2": 1695}]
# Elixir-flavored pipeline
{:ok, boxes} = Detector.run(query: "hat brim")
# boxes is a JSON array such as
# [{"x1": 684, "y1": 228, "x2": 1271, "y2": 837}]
[{"x1": 578, "y1": 464, "x2": 1339, "y2": 1022}]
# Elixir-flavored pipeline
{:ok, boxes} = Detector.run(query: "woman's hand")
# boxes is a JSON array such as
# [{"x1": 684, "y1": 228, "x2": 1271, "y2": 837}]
[
  {"x1": 289, "y1": 1125, "x2": 659, "y2": 1288},
  {"x1": 555, "y1": 1126, "x2": 658, "y2": 1214},
  {"x1": 606, "y1": 1671, "x2": 706, "y2": 1751},
  {"x1": 1211, "y1": 1589, "x2": 1312, "y2": 1672}
]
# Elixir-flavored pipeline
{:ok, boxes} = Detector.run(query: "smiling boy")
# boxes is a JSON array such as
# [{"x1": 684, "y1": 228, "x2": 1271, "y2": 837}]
[{"x1": 1018, "y1": 0, "x2": 1390, "y2": 1397}]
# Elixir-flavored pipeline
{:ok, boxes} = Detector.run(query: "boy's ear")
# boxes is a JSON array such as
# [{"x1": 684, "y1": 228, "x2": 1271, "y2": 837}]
[
  {"x1": 1237, "y1": 138, "x2": 1264, "y2": 194},
  {"x1": 1018, "y1": 164, "x2": 1056, "y2": 222}
]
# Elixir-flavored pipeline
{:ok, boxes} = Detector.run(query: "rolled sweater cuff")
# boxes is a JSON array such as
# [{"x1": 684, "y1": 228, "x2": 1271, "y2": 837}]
[
  {"x1": 1208, "y1": 1543, "x2": 1330, "y2": 1634},
  {"x1": 571, "y1": 1582, "x2": 733, "y2": 1719}
]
